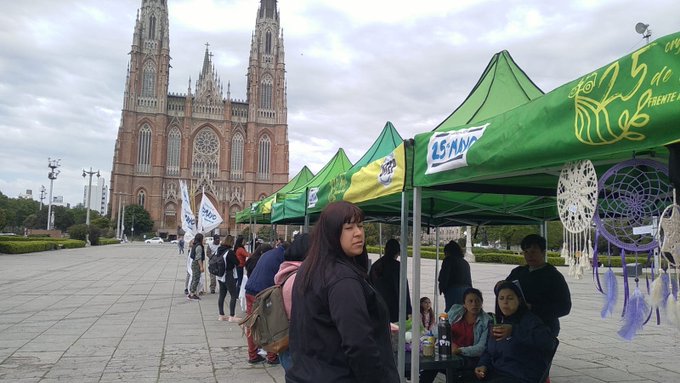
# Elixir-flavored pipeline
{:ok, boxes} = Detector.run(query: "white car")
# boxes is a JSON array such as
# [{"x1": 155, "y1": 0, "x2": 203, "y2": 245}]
[{"x1": 145, "y1": 237, "x2": 164, "y2": 244}]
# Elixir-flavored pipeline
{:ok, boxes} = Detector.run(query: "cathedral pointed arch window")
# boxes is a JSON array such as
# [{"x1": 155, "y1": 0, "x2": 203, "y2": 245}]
[
  {"x1": 231, "y1": 132, "x2": 244, "y2": 180},
  {"x1": 258, "y1": 135, "x2": 271, "y2": 180},
  {"x1": 265, "y1": 30, "x2": 272, "y2": 55},
  {"x1": 260, "y1": 76, "x2": 273, "y2": 110},
  {"x1": 137, "y1": 124, "x2": 152, "y2": 174},
  {"x1": 148, "y1": 14, "x2": 156, "y2": 40},
  {"x1": 166, "y1": 127, "x2": 181, "y2": 176},
  {"x1": 141, "y1": 62, "x2": 156, "y2": 98},
  {"x1": 138, "y1": 190, "x2": 146, "y2": 207},
  {"x1": 192, "y1": 128, "x2": 219, "y2": 178}
]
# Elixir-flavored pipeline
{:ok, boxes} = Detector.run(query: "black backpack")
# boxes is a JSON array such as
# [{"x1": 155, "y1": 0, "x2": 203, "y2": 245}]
[{"x1": 208, "y1": 250, "x2": 226, "y2": 276}]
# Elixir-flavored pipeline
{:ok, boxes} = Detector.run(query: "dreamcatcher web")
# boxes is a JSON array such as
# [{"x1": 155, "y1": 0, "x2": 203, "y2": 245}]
[
  {"x1": 557, "y1": 160, "x2": 598, "y2": 279},
  {"x1": 656, "y1": 189, "x2": 680, "y2": 330},
  {"x1": 594, "y1": 159, "x2": 672, "y2": 252}
]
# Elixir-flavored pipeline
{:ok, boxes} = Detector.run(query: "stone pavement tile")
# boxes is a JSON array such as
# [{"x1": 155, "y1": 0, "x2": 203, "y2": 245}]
[
  {"x1": 0, "y1": 313, "x2": 36, "y2": 325},
  {"x1": 17, "y1": 335, "x2": 77, "y2": 352},
  {"x1": 549, "y1": 365, "x2": 582, "y2": 377},
  {"x1": 100, "y1": 371, "x2": 159, "y2": 382},
  {"x1": 61, "y1": 343, "x2": 117, "y2": 358},
  {"x1": 549, "y1": 377, "x2": 606, "y2": 383},
  {"x1": 579, "y1": 366, "x2": 647, "y2": 382},
  {"x1": 158, "y1": 372, "x2": 216, "y2": 382}
]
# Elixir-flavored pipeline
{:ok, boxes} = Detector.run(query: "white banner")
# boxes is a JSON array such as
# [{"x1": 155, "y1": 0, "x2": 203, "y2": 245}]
[
  {"x1": 425, "y1": 123, "x2": 489, "y2": 175},
  {"x1": 180, "y1": 180, "x2": 197, "y2": 242},
  {"x1": 198, "y1": 188, "x2": 223, "y2": 234}
]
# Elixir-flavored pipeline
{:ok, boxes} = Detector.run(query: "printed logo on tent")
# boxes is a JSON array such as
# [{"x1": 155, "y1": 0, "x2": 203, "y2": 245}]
[
  {"x1": 426, "y1": 124, "x2": 488, "y2": 174},
  {"x1": 378, "y1": 152, "x2": 397, "y2": 186},
  {"x1": 307, "y1": 187, "x2": 319, "y2": 208}
]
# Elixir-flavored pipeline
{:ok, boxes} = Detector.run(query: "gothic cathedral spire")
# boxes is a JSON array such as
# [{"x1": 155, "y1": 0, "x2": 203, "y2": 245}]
[
  {"x1": 124, "y1": 0, "x2": 170, "y2": 112},
  {"x1": 248, "y1": 0, "x2": 286, "y2": 124}
]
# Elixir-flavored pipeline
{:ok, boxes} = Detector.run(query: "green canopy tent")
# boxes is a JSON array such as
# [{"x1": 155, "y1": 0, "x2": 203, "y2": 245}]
[
  {"x1": 405, "y1": 31, "x2": 680, "y2": 380},
  {"x1": 270, "y1": 148, "x2": 353, "y2": 225},
  {"x1": 234, "y1": 166, "x2": 314, "y2": 224},
  {"x1": 435, "y1": 50, "x2": 544, "y2": 130}
]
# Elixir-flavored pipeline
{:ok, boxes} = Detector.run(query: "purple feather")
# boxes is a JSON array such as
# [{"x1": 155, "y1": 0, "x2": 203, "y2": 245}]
[
  {"x1": 601, "y1": 268, "x2": 617, "y2": 318},
  {"x1": 661, "y1": 273, "x2": 671, "y2": 308},
  {"x1": 618, "y1": 287, "x2": 649, "y2": 341}
]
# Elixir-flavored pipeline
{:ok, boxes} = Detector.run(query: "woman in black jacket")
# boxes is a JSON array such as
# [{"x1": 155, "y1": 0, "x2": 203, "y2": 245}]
[{"x1": 287, "y1": 201, "x2": 399, "y2": 383}]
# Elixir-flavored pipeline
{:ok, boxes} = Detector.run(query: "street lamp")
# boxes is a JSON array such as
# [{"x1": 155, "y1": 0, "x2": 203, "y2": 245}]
[
  {"x1": 46, "y1": 158, "x2": 61, "y2": 230},
  {"x1": 115, "y1": 192, "x2": 128, "y2": 240},
  {"x1": 82, "y1": 167, "x2": 100, "y2": 245},
  {"x1": 39, "y1": 185, "x2": 46, "y2": 211}
]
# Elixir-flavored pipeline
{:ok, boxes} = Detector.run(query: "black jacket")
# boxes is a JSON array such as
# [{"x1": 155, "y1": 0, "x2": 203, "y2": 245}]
[
  {"x1": 506, "y1": 263, "x2": 572, "y2": 335},
  {"x1": 438, "y1": 255, "x2": 472, "y2": 294},
  {"x1": 368, "y1": 256, "x2": 412, "y2": 323},
  {"x1": 288, "y1": 260, "x2": 399, "y2": 383}
]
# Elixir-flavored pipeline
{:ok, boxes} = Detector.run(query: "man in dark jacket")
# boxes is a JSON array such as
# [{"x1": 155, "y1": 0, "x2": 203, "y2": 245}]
[
  {"x1": 244, "y1": 244, "x2": 287, "y2": 364},
  {"x1": 506, "y1": 234, "x2": 571, "y2": 336}
]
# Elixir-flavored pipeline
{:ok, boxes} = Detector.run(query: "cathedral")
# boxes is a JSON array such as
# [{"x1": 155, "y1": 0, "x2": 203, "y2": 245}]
[{"x1": 110, "y1": 0, "x2": 289, "y2": 238}]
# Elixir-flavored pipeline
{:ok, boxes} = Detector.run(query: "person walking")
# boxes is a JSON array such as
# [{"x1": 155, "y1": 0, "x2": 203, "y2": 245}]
[
  {"x1": 438, "y1": 240, "x2": 472, "y2": 311},
  {"x1": 178, "y1": 238, "x2": 184, "y2": 254},
  {"x1": 215, "y1": 235, "x2": 241, "y2": 322},
  {"x1": 187, "y1": 234, "x2": 205, "y2": 300},
  {"x1": 287, "y1": 201, "x2": 399, "y2": 383}
]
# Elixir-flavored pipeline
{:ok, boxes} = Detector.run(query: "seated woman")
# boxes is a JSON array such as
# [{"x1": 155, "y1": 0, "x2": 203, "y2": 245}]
[
  {"x1": 420, "y1": 297, "x2": 435, "y2": 333},
  {"x1": 420, "y1": 288, "x2": 491, "y2": 383},
  {"x1": 475, "y1": 281, "x2": 555, "y2": 383}
]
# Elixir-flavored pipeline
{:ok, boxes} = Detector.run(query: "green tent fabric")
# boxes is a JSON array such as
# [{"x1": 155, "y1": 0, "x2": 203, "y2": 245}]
[
  {"x1": 414, "y1": 31, "x2": 680, "y2": 194},
  {"x1": 234, "y1": 166, "x2": 314, "y2": 224},
  {"x1": 271, "y1": 149, "x2": 353, "y2": 224},
  {"x1": 307, "y1": 121, "x2": 405, "y2": 214},
  {"x1": 435, "y1": 50, "x2": 544, "y2": 130}
]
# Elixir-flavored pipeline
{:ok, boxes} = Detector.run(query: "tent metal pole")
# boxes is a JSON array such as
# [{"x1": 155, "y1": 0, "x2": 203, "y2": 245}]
[
  {"x1": 411, "y1": 187, "x2": 422, "y2": 383},
  {"x1": 434, "y1": 226, "x2": 439, "y2": 317},
  {"x1": 398, "y1": 191, "x2": 409, "y2": 382},
  {"x1": 379, "y1": 223, "x2": 383, "y2": 256},
  {"x1": 304, "y1": 214, "x2": 310, "y2": 233}
]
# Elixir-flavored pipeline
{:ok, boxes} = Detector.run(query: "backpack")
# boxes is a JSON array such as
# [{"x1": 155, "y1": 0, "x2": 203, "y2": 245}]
[
  {"x1": 208, "y1": 250, "x2": 226, "y2": 276},
  {"x1": 239, "y1": 273, "x2": 294, "y2": 353}
]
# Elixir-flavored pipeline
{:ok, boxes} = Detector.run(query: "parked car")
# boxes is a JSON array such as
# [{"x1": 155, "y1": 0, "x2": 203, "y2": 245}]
[
  {"x1": 170, "y1": 239, "x2": 178, "y2": 244},
  {"x1": 145, "y1": 237, "x2": 164, "y2": 244}
]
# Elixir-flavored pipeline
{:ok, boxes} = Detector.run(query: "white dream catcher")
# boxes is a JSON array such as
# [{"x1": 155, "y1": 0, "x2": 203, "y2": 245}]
[
  {"x1": 654, "y1": 189, "x2": 680, "y2": 328},
  {"x1": 557, "y1": 160, "x2": 598, "y2": 280}
]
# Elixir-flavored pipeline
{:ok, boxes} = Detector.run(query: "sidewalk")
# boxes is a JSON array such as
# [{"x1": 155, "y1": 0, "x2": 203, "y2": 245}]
[{"x1": 0, "y1": 243, "x2": 678, "y2": 382}]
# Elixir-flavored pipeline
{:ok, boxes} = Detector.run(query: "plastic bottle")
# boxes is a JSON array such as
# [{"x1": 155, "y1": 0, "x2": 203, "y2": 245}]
[{"x1": 437, "y1": 313, "x2": 452, "y2": 358}]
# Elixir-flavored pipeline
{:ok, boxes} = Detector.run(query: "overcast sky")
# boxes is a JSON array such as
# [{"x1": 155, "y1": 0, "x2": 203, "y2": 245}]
[{"x1": 0, "y1": 0, "x2": 678, "y2": 207}]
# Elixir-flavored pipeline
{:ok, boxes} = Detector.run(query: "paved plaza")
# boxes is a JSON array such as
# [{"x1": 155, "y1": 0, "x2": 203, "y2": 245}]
[{"x1": 1, "y1": 243, "x2": 680, "y2": 382}]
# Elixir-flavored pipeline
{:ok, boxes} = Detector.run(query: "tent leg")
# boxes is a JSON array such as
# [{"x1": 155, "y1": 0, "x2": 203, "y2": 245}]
[
  {"x1": 398, "y1": 191, "x2": 409, "y2": 382},
  {"x1": 434, "y1": 227, "x2": 439, "y2": 316},
  {"x1": 411, "y1": 187, "x2": 422, "y2": 383}
]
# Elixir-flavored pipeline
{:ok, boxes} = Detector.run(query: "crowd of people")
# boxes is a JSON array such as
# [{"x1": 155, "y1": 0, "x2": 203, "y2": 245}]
[{"x1": 179, "y1": 201, "x2": 572, "y2": 383}]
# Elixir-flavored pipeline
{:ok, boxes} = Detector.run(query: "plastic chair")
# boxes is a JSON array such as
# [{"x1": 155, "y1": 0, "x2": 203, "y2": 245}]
[{"x1": 538, "y1": 337, "x2": 559, "y2": 383}]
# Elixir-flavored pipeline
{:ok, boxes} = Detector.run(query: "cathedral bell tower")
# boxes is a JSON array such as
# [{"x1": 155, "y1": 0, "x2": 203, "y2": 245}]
[
  {"x1": 124, "y1": 0, "x2": 170, "y2": 113},
  {"x1": 247, "y1": 0, "x2": 287, "y2": 125}
]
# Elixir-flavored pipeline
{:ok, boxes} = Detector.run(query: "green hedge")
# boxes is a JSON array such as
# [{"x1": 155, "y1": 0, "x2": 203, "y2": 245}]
[
  {"x1": 367, "y1": 245, "x2": 565, "y2": 266},
  {"x1": 0, "y1": 239, "x2": 85, "y2": 254},
  {"x1": 98, "y1": 238, "x2": 120, "y2": 245},
  {"x1": 595, "y1": 255, "x2": 649, "y2": 268}
]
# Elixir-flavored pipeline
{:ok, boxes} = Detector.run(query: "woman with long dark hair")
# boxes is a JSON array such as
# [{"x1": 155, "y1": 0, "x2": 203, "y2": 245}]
[
  {"x1": 287, "y1": 201, "x2": 398, "y2": 383},
  {"x1": 474, "y1": 281, "x2": 555, "y2": 382}
]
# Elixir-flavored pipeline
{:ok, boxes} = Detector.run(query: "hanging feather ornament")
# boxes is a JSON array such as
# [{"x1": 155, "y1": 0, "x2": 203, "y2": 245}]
[
  {"x1": 601, "y1": 268, "x2": 617, "y2": 318},
  {"x1": 617, "y1": 285, "x2": 649, "y2": 340},
  {"x1": 650, "y1": 272, "x2": 670, "y2": 309}
]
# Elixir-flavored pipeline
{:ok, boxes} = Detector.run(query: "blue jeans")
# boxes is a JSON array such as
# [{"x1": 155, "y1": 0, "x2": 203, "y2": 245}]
[{"x1": 279, "y1": 349, "x2": 293, "y2": 371}]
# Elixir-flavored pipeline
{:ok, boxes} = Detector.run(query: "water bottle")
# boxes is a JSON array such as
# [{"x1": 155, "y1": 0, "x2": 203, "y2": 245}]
[{"x1": 437, "y1": 313, "x2": 452, "y2": 358}]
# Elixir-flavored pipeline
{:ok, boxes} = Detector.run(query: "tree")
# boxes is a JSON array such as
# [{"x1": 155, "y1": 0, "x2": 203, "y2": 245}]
[
  {"x1": 0, "y1": 207, "x2": 6, "y2": 231},
  {"x1": 257, "y1": 225, "x2": 276, "y2": 242},
  {"x1": 484, "y1": 225, "x2": 539, "y2": 250},
  {"x1": 123, "y1": 204, "x2": 154, "y2": 238}
]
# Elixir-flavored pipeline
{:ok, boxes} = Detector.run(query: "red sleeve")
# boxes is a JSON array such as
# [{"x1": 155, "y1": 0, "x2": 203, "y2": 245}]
[{"x1": 236, "y1": 248, "x2": 249, "y2": 267}]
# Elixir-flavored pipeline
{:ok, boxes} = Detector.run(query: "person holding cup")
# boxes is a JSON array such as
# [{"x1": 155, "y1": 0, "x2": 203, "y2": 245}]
[
  {"x1": 420, "y1": 288, "x2": 491, "y2": 383},
  {"x1": 474, "y1": 281, "x2": 555, "y2": 382}
]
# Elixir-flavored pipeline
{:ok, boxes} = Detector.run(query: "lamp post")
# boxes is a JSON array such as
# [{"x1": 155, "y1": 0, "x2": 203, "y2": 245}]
[
  {"x1": 46, "y1": 158, "x2": 61, "y2": 230},
  {"x1": 115, "y1": 192, "x2": 127, "y2": 240},
  {"x1": 82, "y1": 167, "x2": 100, "y2": 245},
  {"x1": 39, "y1": 185, "x2": 46, "y2": 211}
]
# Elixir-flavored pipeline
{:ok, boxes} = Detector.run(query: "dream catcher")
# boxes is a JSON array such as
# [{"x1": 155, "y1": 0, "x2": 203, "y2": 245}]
[
  {"x1": 593, "y1": 158, "x2": 673, "y2": 340},
  {"x1": 557, "y1": 160, "x2": 598, "y2": 280},
  {"x1": 654, "y1": 189, "x2": 680, "y2": 328}
]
